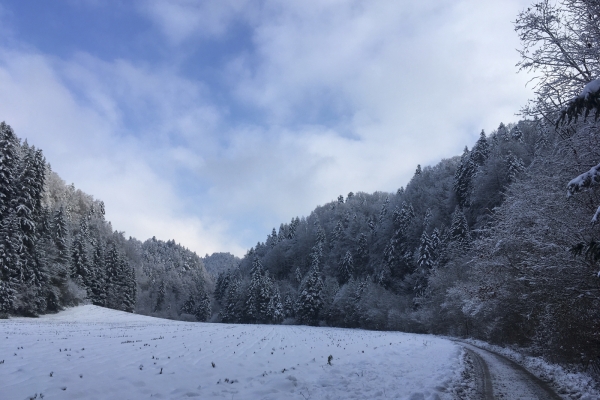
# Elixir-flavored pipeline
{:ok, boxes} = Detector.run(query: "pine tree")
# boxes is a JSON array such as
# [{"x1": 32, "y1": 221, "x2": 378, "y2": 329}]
[
  {"x1": 0, "y1": 122, "x2": 19, "y2": 221},
  {"x1": 89, "y1": 243, "x2": 106, "y2": 306},
  {"x1": 511, "y1": 126, "x2": 524, "y2": 142},
  {"x1": 214, "y1": 271, "x2": 231, "y2": 303},
  {"x1": 356, "y1": 233, "x2": 368, "y2": 261},
  {"x1": 0, "y1": 210, "x2": 21, "y2": 313},
  {"x1": 244, "y1": 265, "x2": 274, "y2": 323},
  {"x1": 71, "y1": 230, "x2": 90, "y2": 291},
  {"x1": 296, "y1": 262, "x2": 323, "y2": 326},
  {"x1": 470, "y1": 130, "x2": 490, "y2": 166},
  {"x1": 104, "y1": 243, "x2": 121, "y2": 310},
  {"x1": 120, "y1": 257, "x2": 136, "y2": 313},
  {"x1": 154, "y1": 280, "x2": 166, "y2": 313},
  {"x1": 220, "y1": 279, "x2": 240, "y2": 323},
  {"x1": 378, "y1": 196, "x2": 390, "y2": 225},
  {"x1": 315, "y1": 224, "x2": 326, "y2": 247},
  {"x1": 417, "y1": 232, "x2": 433, "y2": 271},
  {"x1": 450, "y1": 207, "x2": 471, "y2": 250},
  {"x1": 498, "y1": 122, "x2": 510, "y2": 141},
  {"x1": 506, "y1": 151, "x2": 525, "y2": 182},
  {"x1": 269, "y1": 285, "x2": 284, "y2": 323},
  {"x1": 423, "y1": 208, "x2": 433, "y2": 232},
  {"x1": 337, "y1": 250, "x2": 353, "y2": 284},
  {"x1": 53, "y1": 207, "x2": 70, "y2": 266},
  {"x1": 453, "y1": 147, "x2": 476, "y2": 208},
  {"x1": 283, "y1": 294, "x2": 295, "y2": 318},
  {"x1": 288, "y1": 217, "x2": 300, "y2": 240},
  {"x1": 330, "y1": 220, "x2": 343, "y2": 248},
  {"x1": 294, "y1": 267, "x2": 303, "y2": 285}
]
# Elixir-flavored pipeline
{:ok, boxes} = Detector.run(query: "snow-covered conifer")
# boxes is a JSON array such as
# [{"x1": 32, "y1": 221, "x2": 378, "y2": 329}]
[
  {"x1": 296, "y1": 261, "x2": 323, "y2": 326},
  {"x1": 337, "y1": 250, "x2": 354, "y2": 284},
  {"x1": 506, "y1": 151, "x2": 525, "y2": 182}
]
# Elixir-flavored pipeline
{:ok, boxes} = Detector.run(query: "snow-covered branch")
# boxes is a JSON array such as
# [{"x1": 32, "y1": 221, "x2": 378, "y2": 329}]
[{"x1": 567, "y1": 162, "x2": 600, "y2": 196}]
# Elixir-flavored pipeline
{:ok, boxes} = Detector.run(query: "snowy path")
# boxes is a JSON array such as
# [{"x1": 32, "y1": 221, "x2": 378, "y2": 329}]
[
  {"x1": 459, "y1": 342, "x2": 561, "y2": 399},
  {"x1": 0, "y1": 306, "x2": 463, "y2": 400}
]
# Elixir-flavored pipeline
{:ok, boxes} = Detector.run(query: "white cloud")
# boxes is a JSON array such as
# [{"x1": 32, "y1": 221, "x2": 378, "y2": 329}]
[
  {"x1": 0, "y1": 0, "x2": 537, "y2": 255},
  {"x1": 0, "y1": 48, "x2": 240, "y2": 256},
  {"x1": 139, "y1": 0, "x2": 252, "y2": 43}
]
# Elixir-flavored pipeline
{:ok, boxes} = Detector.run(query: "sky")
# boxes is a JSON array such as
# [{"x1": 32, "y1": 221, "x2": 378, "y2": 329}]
[{"x1": 0, "y1": 0, "x2": 534, "y2": 257}]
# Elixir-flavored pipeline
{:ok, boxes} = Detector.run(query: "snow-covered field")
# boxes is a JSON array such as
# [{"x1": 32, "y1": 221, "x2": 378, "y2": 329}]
[{"x1": 0, "y1": 306, "x2": 463, "y2": 399}]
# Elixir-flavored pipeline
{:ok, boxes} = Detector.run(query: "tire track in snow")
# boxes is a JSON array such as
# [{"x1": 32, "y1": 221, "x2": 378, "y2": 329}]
[{"x1": 459, "y1": 342, "x2": 561, "y2": 399}]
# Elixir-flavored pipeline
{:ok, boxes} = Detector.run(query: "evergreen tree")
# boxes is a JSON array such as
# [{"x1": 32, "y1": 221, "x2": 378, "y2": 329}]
[
  {"x1": 330, "y1": 220, "x2": 343, "y2": 247},
  {"x1": 71, "y1": 230, "x2": 90, "y2": 290},
  {"x1": 506, "y1": 151, "x2": 525, "y2": 182},
  {"x1": 453, "y1": 147, "x2": 476, "y2": 208},
  {"x1": 283, "y1": 294, "x2": 295, "y2": 318},
  {"x1": 294, "y1": 266, "x2": 303, "y2": 285},
  {"x1": 269, "y1": 285, "x2": 284, "y2": 323},
  {"x1": 450, "y1": 207, "x2": 471, "y2": 250},
  {"x1": 470, "y1": 130, "x2": 490, "y2": 166},
  {"x1": 53, "y1": 207, "x2": 70, "y2": 265},
  {"x1": 296, "y1": 262, "x2": 323, "y2": 326},
  {"x1": 154, "y1": 281, "x2": 166, "y2": 313},
  {"x1": 288, "y1": 217, "x2": 300, "y2": 240},
  {"x1": 89, "y1": 243, "x2": 106, "y2": 306},
  {"x1": 245, "y1": 266, "x2": 274, "y2": 323},
  {"x1": 104, "y1": 243, "x2": 121, "y2": 309},
  {"x1": 0, "y1": 122, "x2": 19, "y2": 221},
  {"x1": 511, "y1": 126, "x2": 523, "y2": 142},
  {"x1": 417, "y1": 232, "x2": 433, "y2": 271},
  {"x1": 378, "y1": 196, "x2": 390, "y2": 225},
  {"x1": 337, "y1": 250, "x2": 354, "y2": 284},
  {"x1": 214, "y1": 271, "x2": 231, "y2": 303},
  {"x1": 0, "y1": 210, "x2": 21, "y2": 313},
  {"x1": 498, "y1": 122, "x2": 510, "y2": 141},
  {"x1": 220, "y1": 279, "x2": 240, "y2": 323},
  {"x1": 120, "y1": 257, "x2": 136, "y2": 313}
]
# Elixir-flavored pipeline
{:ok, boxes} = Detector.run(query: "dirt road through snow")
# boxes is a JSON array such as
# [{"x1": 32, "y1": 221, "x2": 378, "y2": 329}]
[{"x1": 460, "y1": 342, "x2": 561, "y2": 399}]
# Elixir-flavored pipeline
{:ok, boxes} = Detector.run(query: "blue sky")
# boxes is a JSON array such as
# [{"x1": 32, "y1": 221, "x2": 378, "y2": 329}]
[{"x1": 0, "y1": 0, "x2": 533, "y2": 256}]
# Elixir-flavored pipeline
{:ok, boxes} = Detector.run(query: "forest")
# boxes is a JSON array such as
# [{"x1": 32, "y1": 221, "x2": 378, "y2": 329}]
[{"x1": 1, "y1": 0, "x2": 600, "y2": 371}]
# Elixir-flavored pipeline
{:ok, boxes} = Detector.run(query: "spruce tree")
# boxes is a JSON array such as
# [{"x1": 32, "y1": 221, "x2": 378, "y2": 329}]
[
  {"x1": 453, "y1": 147, "x2": 476, "y2": 208},
  {"x1": 0, "y1": 122, "x2": 19, "y2": 221},
  {"x1": 296, "y1": 262, "x2": 323, "y2": 326},
  {"x1": 89, "y1": 243, "x2": 106, "y2": 306},
  {"x1": 269, "y1": 286, "x2": 284, "y2": 323},
  {"x1": 0, "y1": 210, "x2": 21, "y2": 313},
  {"x1": 337, "y1": 250, "x2": 354, "y2": 284},
  {"x1": 221, "y1": 279, "x2": 240, "y2": 323},
  {"x1": 417, "y1": 232, "x2": 433, "y2": 272},
  {"x1": 506, "y1": 151, "x2": 525, "y2": 182},
  {"x1": 450, "y1": 207, "x2": 471, "y2": 250}
]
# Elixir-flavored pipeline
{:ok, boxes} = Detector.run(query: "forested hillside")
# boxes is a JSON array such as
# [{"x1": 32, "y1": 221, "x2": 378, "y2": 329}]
[
  {"x1": 211, "y1": 0, "x2": 600, "y2": 367},
  {"x1": 0, "y1": 122, "x2": 214, "y2": 321},
  {"x1": 2, "y1": 0, "x2": 600, "y2": 372}
]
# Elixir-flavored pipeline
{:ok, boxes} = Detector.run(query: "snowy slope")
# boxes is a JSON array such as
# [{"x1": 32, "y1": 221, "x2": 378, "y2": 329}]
[{"x1": 0, "y1": 306, "x2": 463, "y2": 399}]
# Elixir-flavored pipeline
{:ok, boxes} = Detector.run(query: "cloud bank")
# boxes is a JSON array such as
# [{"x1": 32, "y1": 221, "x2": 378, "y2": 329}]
[{"x1": 0, "y1": 0, "x2": 533, "y2": 256}]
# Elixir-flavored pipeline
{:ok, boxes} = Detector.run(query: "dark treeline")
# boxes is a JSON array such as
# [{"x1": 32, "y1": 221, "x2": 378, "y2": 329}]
[{"x1": 0, "y1": 122, "x2": 213, "y2": 321}]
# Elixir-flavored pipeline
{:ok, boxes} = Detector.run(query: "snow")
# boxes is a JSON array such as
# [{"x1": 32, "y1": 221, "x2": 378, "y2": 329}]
[
  {"x1": 567, "y1": 162, "x2": 600, "y2": 196},
  {"x1": 0, "y1": 305, "x2": 463, "y2": 399},
  {"x1": 579, "y1": 78, "x2": 600, "y2": 100},
  {"x1": 464, "y1": 339, "x2": 600, "y2": 400}
]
